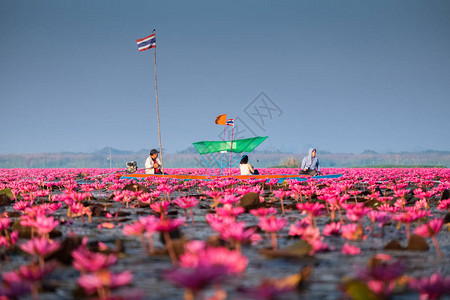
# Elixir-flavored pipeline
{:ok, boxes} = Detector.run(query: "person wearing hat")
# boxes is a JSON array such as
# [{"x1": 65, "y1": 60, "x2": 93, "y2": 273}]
[{"x1": 145, "y1": 149, "x2": 163, "y2": 174}]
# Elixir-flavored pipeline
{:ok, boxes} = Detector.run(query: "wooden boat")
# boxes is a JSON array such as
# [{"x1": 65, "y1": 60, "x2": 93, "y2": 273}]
[{"x1": 120, "y1": 173, "x2": 343, "y2": 183}]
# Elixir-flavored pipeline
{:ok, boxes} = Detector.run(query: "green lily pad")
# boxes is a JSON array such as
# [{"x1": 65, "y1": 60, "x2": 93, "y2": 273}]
[
  {"x1": 0, "y1": 188, "x2": 13, "y2": 199},
  {"x1": 343, "y1": 280, "x2": 381, "y2": 300}
]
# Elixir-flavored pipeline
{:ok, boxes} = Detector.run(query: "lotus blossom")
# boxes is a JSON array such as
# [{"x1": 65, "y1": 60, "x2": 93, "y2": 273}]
[
  {"x1": 215, "y1": 203, "x2": 245, "y2": 218},
  {"x1": 296, "y1": 202, "x2": 325, "y2": 227},
  {"x1": 17, "y1": 263, "x2": 56, "y2": 299},
  {"x1": 249, "y1": 207, "x2": 277, "y2": 217},
  {"x1": 341, "y1": 223, "x2": 366, "y2": 241},
  {"x1": 217, "y1": 221, "x2": 261, "y2": 252},
  {"x1": 150, "y1": 200, "x2": 171, "y2": 215},
  {"x1": 174, "y1": 196, "x2": 198, "y2": 208},
  {"x1": 78, "y1": 269, "x2": 133, "y2": 298},
  {"x1": 258, "y1": 216, "x2": 287, "y2": 250},
  {"x1": 155, "y1": 218, "x2": 185, "y2": 265},
  {"x1": 288, "y1": 218, "x2": 311, "y2": 237},
  {"x1": 163, "y1": 265, "x2": 228, "y2": 299},
  {"x1": 180, "y1": 241, "x2": 248, "y2": 274},
  {"x1": 437, "y1": 199, "x2": 450, "y2": 211},
  {"x1": 342, "y1": 243, "x2": 361, "y2": 255},
  {"x1": 206, "y1": 214, "x2": 237, "y2": 233},
  {"x1": 0, "y1": 230, "x2": 18, "y2": 248},
  {"x1": 72, "y1": 238, "x2": 118, "y2": 273},
  {"x1": 323, "y1": 222, "x2": 342, "y2": 236},
  {"x1": 123, "y1": 216, "x2": 159, "y2": 254},
  {"x1": 414, "y1": 218, "x2": 445, "y2": 258},
  {"x1": 20, "y1": 237, "x2": 61, "y2": 269},
  {"x1": 409, "y1": 273, "x2": 450, "y2": 300},
  {"x1": 13, "y1": 200, "x2": 32, "y2": 211},
  {"x1": 0, "y1": 270, "x2": 31, "y2": 299},
  {"x1": 355, "y1": 260, "x2": 406, "y2": 298},
  {"x1": 25, "y1": 214, "x2": 59, "y2": 238},
  {"x1": 0, "y1": 213, "x2": 11, "y2": 230},
  {"x1": 217, "y1": 193, "x2": 240, "y2": 205},
  {"x1": 273, "y1": 190, "x2": 290, "y2": 215}
]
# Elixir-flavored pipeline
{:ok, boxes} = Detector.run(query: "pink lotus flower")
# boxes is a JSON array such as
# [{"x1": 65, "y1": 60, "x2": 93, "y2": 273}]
[
  {"x1": 341, "y1": 243, "x2": 361, "y2": 255},
  {"x1": 296, "y1": 202, "x2": 325, "y2": 227},
  {"x1": 206, "y1": 214, "x2": 237, "y2": 232},
  {"x1": 393, "y1": 210, "x2": 428, "y2": 239},
  {"x1": 273, "y1": 190, "x2": 290, "y2": 215},
  {"x1": 150, "y1": 201, "x2": 171, "y2": 215},
  {"x1": 345, "y1": 205, "x2": 370, "y2": 223},
  {"x1": 180, "y1": 241, "x2": 248, "y2": 274},
  {"x1": 20, "y1": 237, "x2": 61, "y2": 269},
  {"x1": 78, "y1": 269, "x2": 133, "y2": 296},
  {"x1": 163, "y1": 265, "x2": 228, "y2": 297},
  {"x1": 258, "y1": 216, "x2": 287, "y2": 233},
  {"x1": 0, "y1": 213, "x2": 11, "y2": 230},
  {"x1": 155, "y1": 217, "x2": 185, "y2": 233},
  {"x1": 0, "y1": 270, "x2": 31, "y2": 299},
  {"x1": 414, "y1": 218, "x2": 445, "y2": 258},
  {"x1": 258, "y1": 216, "x2": 287, "y2": 250},
  {"x1": 409, "y1": 273, "x2": 450, "y2": 300},
  {"x1": 249, "y1": 207, "x2": 277, "y2": 217},
  {"x1": 17, "y1": 262, "x2": 55, "y2": 282},
  {"x1": 64, "y1": 191, "x2": 89, "y2": 202},
  {"x1": 377, "y1": 203, "x2": 400, "y2": 213},
  {"x1": 122, "y1": 221, "x2": 146, "y2": 236},
  {"x1": 72, "y1": 239, "x2": 117, "y2": 273},
  {"x1": 137, "y1": 192, "x2": 152, "y2": 204},
  {"x1": 174, "y1": 196, "x2": 199, "y2": 225},
  {"x1": 155, "y1": 218, "x2": 185, "y2": 265},
  {"x1": 296, "y1": 202, "x2": 325, "y2": 217},
  {"x1": 437, "y1": 199, "x2": 450, "y2": 211},
  {"x1": 215, "y1": 204, "x2": 245, "y2": 218},
  {"x1": 355, "y1": 260, "x2": 405, "y2": 298},
  {"x1": 218, "y1": 221, "x2": 261, "y2": 251},
  {"x1": 323, "y1": 222, "x2": 342, "y2": 236},
  {"x1": 13, "y1": 200, "x2": 32, "y2": 211},
  {"x1": 288, "y1": 218, "x2": 311, "y2": 237},
  {"x1": 0, "y1": 230, "x2": 18, "y2": 248},
  {"x1": 341, "y1": 223, "x2": 366, "y2": 241},
  {"x1": 30, "y1": 214, "x2": 59, "y2": 237},
  {"x1": 217, "y1": 193, "x2": 240, "y2": 205},
  {"x1": 123, "y1": 216, "x2": 158, "y2": 254}
]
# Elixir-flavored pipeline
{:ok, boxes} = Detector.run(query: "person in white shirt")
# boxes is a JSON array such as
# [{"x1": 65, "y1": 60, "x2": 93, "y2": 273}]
[
  {"x1": 239, "y1": 155, "x2": 259, "y2": 175},
  {"x1": 145, "y1": 149, "x2": 163, "y2": 174}
]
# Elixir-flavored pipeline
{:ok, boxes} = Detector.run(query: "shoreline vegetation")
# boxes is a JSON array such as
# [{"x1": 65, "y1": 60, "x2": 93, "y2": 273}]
[{"x1": 0, "y1": 148, "x2": 449, "y2": 168}]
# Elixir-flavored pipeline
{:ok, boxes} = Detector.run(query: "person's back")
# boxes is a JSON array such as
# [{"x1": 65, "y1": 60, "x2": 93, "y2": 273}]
[
  {"x1": 239, "y1": 155, "x2": 259, "y2": 175},
  {"x1": 240, "y1": 163, "x2": 252, "y2": 175}
]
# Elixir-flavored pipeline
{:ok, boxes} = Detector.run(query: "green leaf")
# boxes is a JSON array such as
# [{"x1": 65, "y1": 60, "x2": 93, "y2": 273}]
[
  {"x1": 343, "y1": 280, "x2": 381, "y2": 300},
  {"x1": 0, "y1": 188, "x2": 13, "y2": 199}
]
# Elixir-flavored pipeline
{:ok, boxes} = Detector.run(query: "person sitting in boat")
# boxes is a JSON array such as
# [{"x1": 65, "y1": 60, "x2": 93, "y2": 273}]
[
  {"x1": 300, "y1": 148, "x2": 320, "y2": 176},
  {"x1": 145, "y1": 149, "x2": 163, "y2": 174},
  {"x1": 240, "y1": 155, "x2": 259, "y2": 175}
]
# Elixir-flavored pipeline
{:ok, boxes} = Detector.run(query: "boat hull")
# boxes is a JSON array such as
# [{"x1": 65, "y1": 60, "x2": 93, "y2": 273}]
[{"x1": 120, "y1": 173, "x2": 343, "y2": 183}]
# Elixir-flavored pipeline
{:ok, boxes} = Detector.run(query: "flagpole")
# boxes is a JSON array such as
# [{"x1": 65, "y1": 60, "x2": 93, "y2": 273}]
[
  {"x1": 229, "y1": 126, "x2": 234, "y2": 175},
  {"x1": 220, "y1": 125, "x2": 226, "y2": 175},
  {"x1": 153, "y1": 29, "x2": 164, "y2": 175}
]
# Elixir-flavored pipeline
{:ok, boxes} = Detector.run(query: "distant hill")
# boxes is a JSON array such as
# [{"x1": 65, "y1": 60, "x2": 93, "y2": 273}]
[
  {"x1": 93, "y1": 147, "x2": 136, "y2": 156},
  {"x1": 0, "y1": 149, "x2": 449, "y2": 168}
]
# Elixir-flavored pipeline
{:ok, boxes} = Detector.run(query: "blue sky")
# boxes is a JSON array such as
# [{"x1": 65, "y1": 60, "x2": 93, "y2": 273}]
[{"x1": 1, "y1": 0, "x2": 449, "y2": 155}]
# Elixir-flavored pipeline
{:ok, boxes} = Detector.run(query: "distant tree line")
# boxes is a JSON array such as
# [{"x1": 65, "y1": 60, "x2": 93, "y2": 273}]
[{"x1": 0, "y1": 151, "x2": 449, "y2": 168}]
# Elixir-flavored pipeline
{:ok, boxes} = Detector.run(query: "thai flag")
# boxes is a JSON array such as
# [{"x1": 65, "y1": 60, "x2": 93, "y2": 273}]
[
  {"x1": 226, "y1": 119, "x2": 234, "y2": 126},
  {"x1": 136, "y1": 33, "x2": 156, "y2": 52}
]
